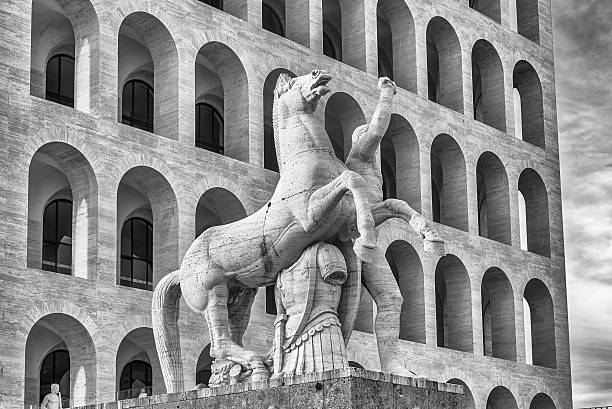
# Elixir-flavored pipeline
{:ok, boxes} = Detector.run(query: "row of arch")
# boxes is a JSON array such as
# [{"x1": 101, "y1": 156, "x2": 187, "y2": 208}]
[
  {"x1": 27, "y1": 127, "x2": 551, "y2": 289},
  {"x1": 30, "y1": 0, "x2": 548, "y2": 162},
  {"x1": 25, "y1": 143, "x2": 557, "y2": 367},
  {"x1": 345, "y1": 242, "x2": 556, "y2": 368},
  {"x1": 23, "y1": 311, "x2": 558, "y2": 407}
]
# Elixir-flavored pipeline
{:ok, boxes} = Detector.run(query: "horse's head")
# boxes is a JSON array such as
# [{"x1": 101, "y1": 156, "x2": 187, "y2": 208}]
[{"x1": 274, "y1": 70, "x2": 332, "y2": 114}]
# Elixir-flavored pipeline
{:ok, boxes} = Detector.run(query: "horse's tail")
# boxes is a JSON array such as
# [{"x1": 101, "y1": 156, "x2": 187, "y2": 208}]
[{"x1": 152, "y1": 269, "x2": 184, "y2": 393}]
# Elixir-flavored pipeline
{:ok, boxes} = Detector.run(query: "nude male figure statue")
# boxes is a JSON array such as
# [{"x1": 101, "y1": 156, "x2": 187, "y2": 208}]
[
  {"x1": 345, "y1": 77, "x2": 444, "y2": 376},
  {"x1": 40, "y1": 384, "x2": 62, "y2": 409}
]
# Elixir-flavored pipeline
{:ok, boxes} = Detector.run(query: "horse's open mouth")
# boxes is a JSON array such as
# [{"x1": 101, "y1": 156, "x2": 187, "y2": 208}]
[{"x1": 312, "y1": 74, "x2": 332, "y2": 96}]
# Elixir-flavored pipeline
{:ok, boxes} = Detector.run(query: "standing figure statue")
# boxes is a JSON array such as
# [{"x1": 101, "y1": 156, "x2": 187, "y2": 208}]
[
  {"x1": 272, "y1": 242, "x2": 349, "y2": 377},
  {"x1": 341, "y1": 77, "x2": 444, "y2": 376},
  {"x1": 40, "y1": 384, "x2": 62, "y2": 409}
]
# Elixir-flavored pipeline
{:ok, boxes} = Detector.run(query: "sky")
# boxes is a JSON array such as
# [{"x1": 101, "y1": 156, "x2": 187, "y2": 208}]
[{"x1": 551, "y1": 0, "x2": 612, "y2": 407}]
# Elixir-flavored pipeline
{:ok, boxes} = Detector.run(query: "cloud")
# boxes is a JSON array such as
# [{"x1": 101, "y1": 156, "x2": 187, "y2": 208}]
[{"x1": 552, "y1": 0, "x2": 612, "y2": 407}]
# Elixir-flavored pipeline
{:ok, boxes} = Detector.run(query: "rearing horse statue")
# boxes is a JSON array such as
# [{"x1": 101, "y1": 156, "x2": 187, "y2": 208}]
[{"x1": 153, "y1": 70, "x2": 381, "y2": 392}]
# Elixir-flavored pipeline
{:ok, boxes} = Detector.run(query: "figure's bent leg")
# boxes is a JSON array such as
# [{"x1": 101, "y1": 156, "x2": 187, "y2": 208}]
[
  {"x1": 362, "y1": 255, "x2": 417, "y2": 377},
  {"x1": 206, "y1": 283, "x2": 263, "y2": 366},
  {"x1": 307, "y1": 170, "x2": 377, "y2": 261}
]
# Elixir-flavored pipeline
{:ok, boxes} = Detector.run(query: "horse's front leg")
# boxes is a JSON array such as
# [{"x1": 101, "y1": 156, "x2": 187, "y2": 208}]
[
  {"x1": 372, "y1": 199, "x2": 445, "y2": 255},
  {"x1": 306, "y1": 170, "x2": 377, "y2": 262}
]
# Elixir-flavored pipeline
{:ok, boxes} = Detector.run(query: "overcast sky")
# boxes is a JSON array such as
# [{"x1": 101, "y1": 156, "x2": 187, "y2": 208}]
[{"x1": 551, "y1": 0, "x2": 612, "y2": 407}]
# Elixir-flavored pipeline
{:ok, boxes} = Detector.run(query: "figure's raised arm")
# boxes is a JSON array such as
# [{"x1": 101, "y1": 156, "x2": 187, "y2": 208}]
[{"x1": 357, "y1": 77, "x2": 396, "y2": 157}]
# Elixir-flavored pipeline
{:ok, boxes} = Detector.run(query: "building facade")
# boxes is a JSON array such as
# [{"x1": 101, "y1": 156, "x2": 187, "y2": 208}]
[{"x1": 0, "y1": 0, "x2": 571, "y2": 407}]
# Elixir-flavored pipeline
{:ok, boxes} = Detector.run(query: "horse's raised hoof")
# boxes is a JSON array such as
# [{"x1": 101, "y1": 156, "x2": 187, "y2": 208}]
[{"x1": 353, "y1": 237, "x2": 376, "y2": 263}]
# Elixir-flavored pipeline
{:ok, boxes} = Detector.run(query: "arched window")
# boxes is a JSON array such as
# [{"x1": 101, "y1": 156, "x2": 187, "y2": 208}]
[
  {"x1": 120, "y1": 217, "x2": 153, "y2": 290},
  {"x1": 323, "y1": 32, "x2": 337, "y2": 60},
  {"x1": 262, "y1": 3, "x2": 284, "y2": 37},
  {"x1": 42, "y1": 199, "x2": 72, "y2": 275},
  {"x1": 198, "y1": 0, "x2": 222, "y2": 10},
  {"x1": 39, "y1": 350, "x2": 70, "y2": 408},
  {"x1": 46, "y1": 54, "x2": 74, "y2": 108},
  {"x1": 119, "y1": 360, "x2": 152, "y2": 400},
  {"x1": 122, "y1": 80, "x2": 154, "y2": 133},
  {"x1": 195, "y1": 103, "x2": 224, "y2": 154}
]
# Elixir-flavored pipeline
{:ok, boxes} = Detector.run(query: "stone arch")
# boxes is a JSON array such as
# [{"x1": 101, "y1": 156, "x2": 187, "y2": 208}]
[
  {"x1": 472, "y1": 40, "x2": 505, "y2": 131},
  {"x1": 476, "y1": 152, "x2": 511, "y2": 245},
  {"x1": 30, "y1": 0, "x2": 100, "y2": 113},
  {"x1": 487, "y1": 386, "x2": 519, "y2": 409},
  {"x1": 117, "y1": 166, "x2": 179, "y2": 288},
  {"x1": 435, "y1": 255, "x2": 473, "y2": 352},
  {"x1": 447, "y1": 379, "x2": 475, "y2": 409},
  {"x1": 518, "y1": 168, "x2": 550, "y2": 256},
  {"x1": 430, "y1": 134, "x2": 468, "y2": 232},
  {"x1": 263, "y1": 68, "x2": 296, "y2": 171},
  {"x1": 195, "y1": 41, "x2": 250, "y2": 162},
  {"x1": 381, "y1": 114, "x2": 420, "y2": 211},
  {"x1": 24, "y1": 313, "x2": 97, "y2": 407},
  {"x1": 470, "y1": 0, "x2": 501, "y2": 23},
  {"x1": 195, "y1": 187, "x2": 247, "y2": 237},
  {"x1": 516, "y1": 0, "x2": 540, "y2": 43},
  {"x1": 426, "y1": 17, "x2": 463, "y2": 113},
  {"x1": 118, "y1": 12, "x2": 179, "y2": 139},
  {"x1": 384, "y1": 240, "x2": 425, "y2": 343},
  {"x1": 376, "y1": 0, "x2": 416, "y2": 93},
  {"x1": 27, "y1": 142, "x2": 98, "y2": 280},
  {"x1": 530, "y1": 393, "x2": 557, "y2": 409},
  {"x1": 482, "y1": 267, "x2": 516, "y2": 361},
  {"x1": 513, "y1": 60, "x2": 544, "y2": 148},
  {"x1": 524, "y1": 279, "x2": 556, "y2": 368},
  {"x1": 325, "y1": 92, "x2": 366, "y2": 161},
  {"x1": 116, "y1": 327, "x2": 166, "y2": 398}
]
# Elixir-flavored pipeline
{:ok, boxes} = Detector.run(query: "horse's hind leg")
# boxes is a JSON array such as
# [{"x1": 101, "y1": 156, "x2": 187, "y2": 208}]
[
  {"x1": 227, "y1": 287, "x2": 258, "y2": 347},
  {"x1": 206, "y1": 283, "x2": 263, "y2": 366}
]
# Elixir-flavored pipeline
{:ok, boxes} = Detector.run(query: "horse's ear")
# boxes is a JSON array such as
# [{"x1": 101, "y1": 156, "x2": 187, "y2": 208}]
[{"x1": 274, "y1": 73, "x2": 294, "y2": 99}]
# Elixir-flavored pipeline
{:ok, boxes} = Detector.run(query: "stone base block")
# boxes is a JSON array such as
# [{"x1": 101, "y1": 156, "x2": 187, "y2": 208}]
[{"x1": 76, "y1": 368, "x2": 465, "y2": 409}]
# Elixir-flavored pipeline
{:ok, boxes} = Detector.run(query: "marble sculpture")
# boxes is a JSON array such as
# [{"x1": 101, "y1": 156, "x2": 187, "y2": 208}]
[{"x1": 152, "y1": 71, "x2": 444, "y2": 392}]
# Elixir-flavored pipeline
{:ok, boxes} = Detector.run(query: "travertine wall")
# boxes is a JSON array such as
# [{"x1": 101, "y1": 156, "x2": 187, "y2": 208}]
[{"x1": 0, "y1": 0, "x2": 570, "y2": 408}]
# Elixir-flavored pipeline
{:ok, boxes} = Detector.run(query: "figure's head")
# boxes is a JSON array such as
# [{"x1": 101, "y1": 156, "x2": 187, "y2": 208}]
[
  {"x1": 51, "y1": 384, "x2": 60, "y2": 394},
  {"x1": 352, "y1": 124, "x2": 369, "y2": 143},
  {"x1": 274, "y1": 70, "x2": 332, "y2": 114}
]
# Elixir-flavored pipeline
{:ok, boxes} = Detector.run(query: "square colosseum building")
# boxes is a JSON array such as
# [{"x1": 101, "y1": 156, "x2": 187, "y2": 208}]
[{"x1": 0, "y1": 0, "x2": 571, "y2": 407}]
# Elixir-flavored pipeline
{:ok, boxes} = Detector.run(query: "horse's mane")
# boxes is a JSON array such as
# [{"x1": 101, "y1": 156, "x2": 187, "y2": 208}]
[{"x1": 272, "y1": 73, "x2": 294, "y2": 173}]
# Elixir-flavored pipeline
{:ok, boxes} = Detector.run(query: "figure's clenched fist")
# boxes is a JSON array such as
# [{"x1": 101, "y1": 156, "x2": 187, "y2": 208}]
[{"x1": 378, "y1": 77, "x2": 397, "y2": 94}]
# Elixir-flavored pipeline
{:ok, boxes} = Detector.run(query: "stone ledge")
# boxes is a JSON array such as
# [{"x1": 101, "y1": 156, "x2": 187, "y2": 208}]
[{"x1": 73, "y1": 368, "x2": 464, "y2": 409}]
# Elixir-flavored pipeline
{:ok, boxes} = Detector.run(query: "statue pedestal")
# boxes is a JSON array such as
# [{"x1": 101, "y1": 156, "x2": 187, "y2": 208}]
[{"x1": 94, "y1": 368, "x2": 465, "y2": 409}]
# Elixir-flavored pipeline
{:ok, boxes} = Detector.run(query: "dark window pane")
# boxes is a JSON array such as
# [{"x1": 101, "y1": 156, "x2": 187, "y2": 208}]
[
  {"x1": 120, "y1": 218, "x2": 153, "y2": 290},
  {"x1": 262, "y1": 3, "x2": 284, "y2": 36},
  {"x1": 59, "y1": 56, "x2": 75, "y2": 101},
  {"x1": 56, "y1": 243, "x2": 72, "y2": 275},
  {"x1": 42, "y1": 242, "x2": 56, "y2": 271},
  {"x1": 121, "y1": 221, "x2": 131, "y2": 257},
  {"x1": 43, "y1": 202, "x2": 56, "y2": 242},
  {"x1": 42, "y1": 199, "x2": 72, "y2": 274},
  {"x1": 46, "y1": 55, "x2": 74, "y2": 107},
  {"x1": 198, "y1": 0, "x2": 222, "y2": 9},
  {"x1": 122, "y1": 82, "x2": 133, "y2": 124},
  {"x1": 132, "y1": 219, "x2": 147, "y2": 259},
  {"x1": 195, "y1": 103, "x2": 224, "y2": 154},
  {"x1": 46, "y1": 56, "x2": 60, "y2": 96},
  {"x1": 122, "y1": 80, "x2": 154, "y2": 132},
  {"x1": 57, "y1": 200, "x2": 72, "y2": 241},
  {"x1": 133, "y1": 81, "x2": 150, "y2": 126},
  {"x1": 39, "y1": 350, "x2": 70, "y2": 405},
  {"x1": 323, "y1": 32, "x2": 336, "y2": 60}
]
